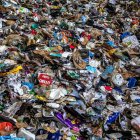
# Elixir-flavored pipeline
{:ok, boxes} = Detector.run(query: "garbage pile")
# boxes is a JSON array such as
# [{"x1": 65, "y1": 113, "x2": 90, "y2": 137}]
[{"x1": 0, "y1": 0, "x2": 140, "y2": 139}]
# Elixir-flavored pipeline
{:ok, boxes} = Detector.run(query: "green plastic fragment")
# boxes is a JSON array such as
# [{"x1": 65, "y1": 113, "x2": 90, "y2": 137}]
[{"x1": 31, "y1": 23, "x2": 39, "y2": 29}]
